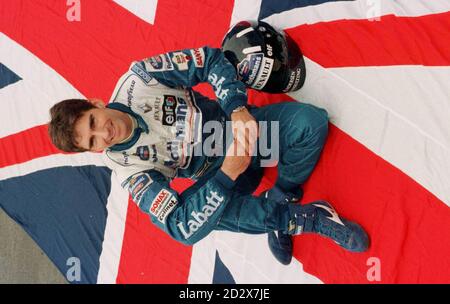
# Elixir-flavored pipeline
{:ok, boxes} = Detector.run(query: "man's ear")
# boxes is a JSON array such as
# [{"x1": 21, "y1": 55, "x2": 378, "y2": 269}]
[{"x1": 88, "y1": 98, "x2": 105, "y2": 108}]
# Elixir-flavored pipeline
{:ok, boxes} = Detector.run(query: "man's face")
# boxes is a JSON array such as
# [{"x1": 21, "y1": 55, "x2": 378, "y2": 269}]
[{"x1": 73, "y1": 99, "x2": 132, "y2": 152}]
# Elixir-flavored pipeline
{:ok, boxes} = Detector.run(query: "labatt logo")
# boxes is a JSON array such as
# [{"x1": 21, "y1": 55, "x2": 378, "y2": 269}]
[{"x1": 177, "y1": 191, "x2": 224, "y2": 239}]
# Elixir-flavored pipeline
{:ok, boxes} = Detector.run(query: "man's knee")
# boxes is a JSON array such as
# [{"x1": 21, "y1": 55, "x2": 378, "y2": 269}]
[{"x1": 288, "y1": 102, "x2": 329, "y2": 142}]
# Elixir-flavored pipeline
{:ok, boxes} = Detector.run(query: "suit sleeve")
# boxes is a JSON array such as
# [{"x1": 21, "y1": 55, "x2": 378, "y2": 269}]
[
  {"x1": 132, "y1": 46, "x2": 248, "y2": 117},
  {"x1": 122, "y1": 168, "x2": 236, "y2": 245}
]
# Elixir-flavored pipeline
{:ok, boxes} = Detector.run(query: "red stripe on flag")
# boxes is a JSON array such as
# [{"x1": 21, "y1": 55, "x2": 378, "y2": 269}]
[
  {"x1": 287, "y1": 12, "x2": 450, "y2": 67},
  {"x1": 116, "y1": 197, "x2": 192, "y2": 284},
  {"x1": 0, "y1": 125, "x2": 65, "y2": 169},
  {"x1": 294, "y1": 125, "x2": 450, "y2": 283}
]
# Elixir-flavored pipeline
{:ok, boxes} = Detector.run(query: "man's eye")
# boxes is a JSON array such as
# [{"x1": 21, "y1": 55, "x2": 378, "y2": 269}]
[{"x1": 90, "y1": 115, "x2": 95, "y2": 129}]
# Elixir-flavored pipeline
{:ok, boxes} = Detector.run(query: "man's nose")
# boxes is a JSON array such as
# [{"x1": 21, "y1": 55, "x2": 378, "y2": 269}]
[{"x1": 92, "y1": 128, "x2": 109, "y2": 140}]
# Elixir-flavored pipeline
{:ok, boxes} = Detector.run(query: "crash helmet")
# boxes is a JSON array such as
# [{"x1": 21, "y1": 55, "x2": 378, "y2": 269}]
[{"x1": 221, "y1": 20, "x2": 306, "y2": 93}]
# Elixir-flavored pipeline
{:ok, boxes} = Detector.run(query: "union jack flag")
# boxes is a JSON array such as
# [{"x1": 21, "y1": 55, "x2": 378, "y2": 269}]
[{"x1": 0, "y1": 0, "x2": 449, "y2": 283}]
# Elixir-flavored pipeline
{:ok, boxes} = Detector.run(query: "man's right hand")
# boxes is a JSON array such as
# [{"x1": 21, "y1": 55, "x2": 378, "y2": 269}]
[{"x1": 220, "y1": 133, "x2": 255, "y2": 181}]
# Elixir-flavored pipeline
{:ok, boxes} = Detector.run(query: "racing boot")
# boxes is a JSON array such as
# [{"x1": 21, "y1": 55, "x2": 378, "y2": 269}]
[
  {"x1": 262, "y1": 186, "x2": 303, "y2": 265},
  {"x1": 288, "y1": 201, "x2": 369, "y2": 252},
  {"x1": 267, "y1": 231, "x2": 293, "y2": 265}
]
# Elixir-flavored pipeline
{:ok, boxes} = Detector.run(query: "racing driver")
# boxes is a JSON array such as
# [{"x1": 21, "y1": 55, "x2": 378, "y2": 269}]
[{"x1": 48, "y1": 46, "x2": 369, "y2": 266}]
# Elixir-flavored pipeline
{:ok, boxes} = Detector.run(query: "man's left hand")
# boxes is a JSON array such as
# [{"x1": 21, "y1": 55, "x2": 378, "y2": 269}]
[{"x1": 230, "y1": 107, "x2": 259, "y2": 157}]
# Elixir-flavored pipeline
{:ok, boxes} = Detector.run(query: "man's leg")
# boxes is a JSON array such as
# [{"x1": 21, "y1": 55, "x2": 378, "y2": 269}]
[
  {"x1": 214, "y1": 190, "x2": 369, "y2": 254},
  {"x1": 215, "y1": 191, "x2": 291, "y2": 234},
  {"x1": 249, "y1": 101, "x2": 329, "y2": 264},
  {"x1": 215, "y1": 102, "x2": 367, "y2": 262},
  {"x1": 250, "y1": 101, "x2": 329, "y2": 191}
]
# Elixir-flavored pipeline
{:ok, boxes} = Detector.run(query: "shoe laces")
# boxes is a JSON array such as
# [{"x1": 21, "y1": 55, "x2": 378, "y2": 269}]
[{"x1": 314, "y1": 211, "x2": 352, "y2": 245}]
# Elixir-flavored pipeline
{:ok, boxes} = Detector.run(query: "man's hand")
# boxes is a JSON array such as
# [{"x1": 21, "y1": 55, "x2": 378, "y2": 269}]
[
  {"x1": 230, "y1": 107, "x2": 259, "y2": 157},
  {"x1": 220, "y1": 137, "x2": 252, "y2": 181},
  {"x1": 220, "y1": 107, "x2": 259, "y2": 181}
]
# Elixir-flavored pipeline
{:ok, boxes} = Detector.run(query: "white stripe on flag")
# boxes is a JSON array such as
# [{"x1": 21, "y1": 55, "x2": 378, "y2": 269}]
[
  {"x1": 188, "y1": 232, "x2": 322, "y2": 284},
  {"x1": 289, "y1": 59, "x2": 450, "y2": 206},
  {"x1": 0, "y1": 152, "x2": 104, "y2": 180},
  {"x1": 112, "y1": 0, "x2": 158, "y2": 25},
  {"x1": 97, "y1": 173, "x2": 129, "y2": 284},
  {"x1": 0, "y1": 33, "x2": 84, "y2": 138},
  {"x1": 262, "y1": 0, "x2": 450, "y2": 30},
  {"x1": 330, "y1": 66, "x2": 450, "y2": 153},
  {"x1": 230, "y1": 0, "x2": 262, "y2": 28}
]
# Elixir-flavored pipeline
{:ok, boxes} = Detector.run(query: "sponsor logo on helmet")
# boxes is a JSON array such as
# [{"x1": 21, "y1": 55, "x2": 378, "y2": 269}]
[
  {"x1": 283, "y1": 67, "x2": 302, "y2": 92},
  {"x1": 237, "y1": 60, "x2": 249, "y2": 79},
  {"x1": 266, "y1": 44, "x2": 273, "y2": 57},
  {"x1": 237, "y1": 53, "x2": 263, "y2": 86},
  {"x1": 253, "y1": 57, "x2": 274, "y2": 90}
]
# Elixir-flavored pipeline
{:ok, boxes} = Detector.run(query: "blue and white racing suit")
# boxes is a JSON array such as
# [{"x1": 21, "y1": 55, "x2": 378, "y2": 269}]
[{"x1": 102, "y1": 47, "x2": 329, "y2": 245}]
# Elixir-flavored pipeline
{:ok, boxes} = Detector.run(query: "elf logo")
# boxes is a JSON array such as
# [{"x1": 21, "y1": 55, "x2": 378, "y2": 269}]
[
  {"x1": 177, "y1": 191, "x2": 224, "y2": 239},
  {"x1": 162, "y1": 95, "x2": 177, "y2": 126},
  {"x1": 266, "y1": 44, "x2": 273, "y2": 57}
]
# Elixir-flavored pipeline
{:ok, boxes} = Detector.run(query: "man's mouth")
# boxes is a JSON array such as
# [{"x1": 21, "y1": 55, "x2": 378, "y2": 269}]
[{"x1": 109, "y1": 120, "x2": 115, "y2": 143}]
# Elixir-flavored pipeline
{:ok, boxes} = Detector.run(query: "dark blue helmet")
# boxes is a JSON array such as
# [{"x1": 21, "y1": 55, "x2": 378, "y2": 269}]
[{"x1": 221, "y1": 20, "x2": 306, "y2": 93}]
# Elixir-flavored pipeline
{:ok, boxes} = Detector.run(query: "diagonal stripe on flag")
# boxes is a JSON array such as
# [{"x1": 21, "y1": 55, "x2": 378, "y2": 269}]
[{"x1": 286, "y1": 12, "x2": 450, "y2": 67}]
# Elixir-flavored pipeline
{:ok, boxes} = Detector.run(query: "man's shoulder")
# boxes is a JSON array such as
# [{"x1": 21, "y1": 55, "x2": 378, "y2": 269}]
[
  {"x1": 101, "y1": 148, "x2": 176, "y2": 178},
  {"x1": 110, "y1": 62, "x2": 170, "y2": 104},
  {"x1": 101, "y1": 149, "x2": 156, "y2": 185},
  {"x1": 108, "y1": 67, "x2": 140, "y2": 104}
]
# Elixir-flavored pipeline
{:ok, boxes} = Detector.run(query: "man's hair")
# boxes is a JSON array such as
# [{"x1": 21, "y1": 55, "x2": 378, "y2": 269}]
[{"x1": 48, "y1": 99, "x2": 95, "y2": 152}]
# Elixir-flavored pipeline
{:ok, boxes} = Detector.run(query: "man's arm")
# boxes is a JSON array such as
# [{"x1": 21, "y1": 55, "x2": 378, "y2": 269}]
[
  {"x1": 123, "y1": 168, "x2": 236, "y2": 245},
  {"x1": 134, "y1": 46, "x2": 248, "y2": 117},
  {"x1": 119, "y1": 136, "x2": 251, "y2": 245}
]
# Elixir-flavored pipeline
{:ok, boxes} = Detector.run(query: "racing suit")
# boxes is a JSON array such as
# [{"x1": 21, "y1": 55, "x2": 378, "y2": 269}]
[{"x1": 102, "y1": 47, "x2": 328, "y2": 245}]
